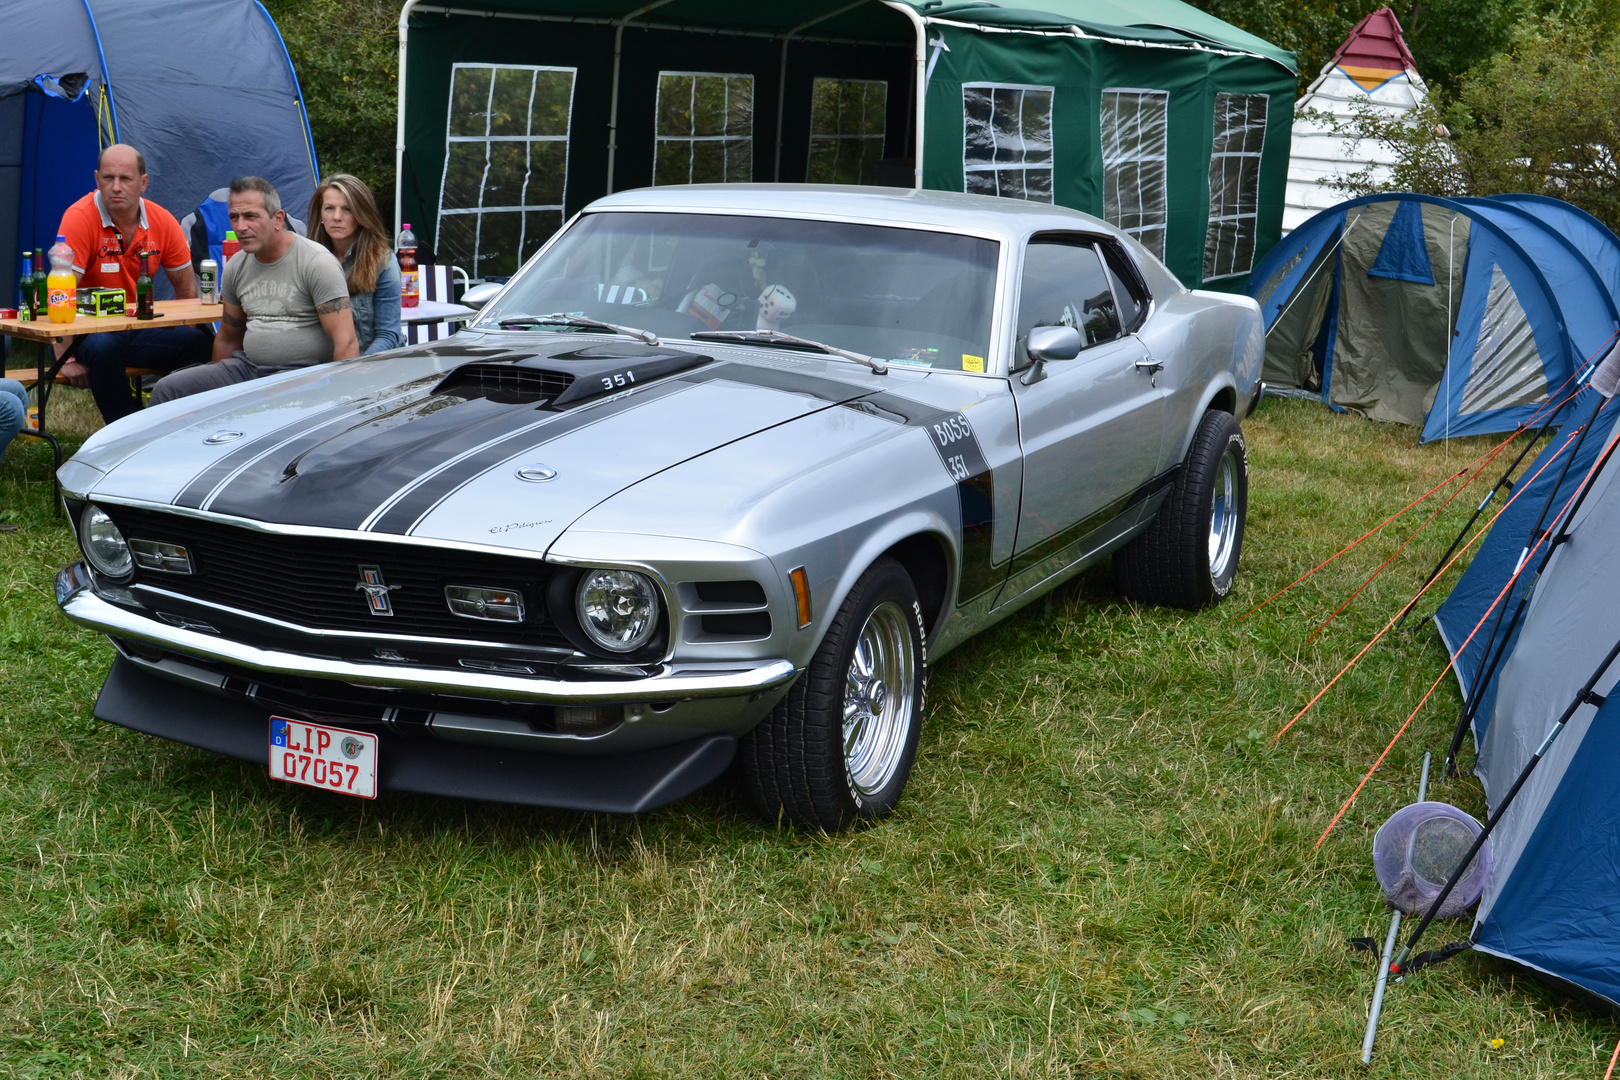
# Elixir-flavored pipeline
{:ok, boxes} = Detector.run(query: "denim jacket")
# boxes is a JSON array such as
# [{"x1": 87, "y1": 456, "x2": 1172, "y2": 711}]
[{"x1": 345, "y1": 249, "x2": 404, "y2": 354}]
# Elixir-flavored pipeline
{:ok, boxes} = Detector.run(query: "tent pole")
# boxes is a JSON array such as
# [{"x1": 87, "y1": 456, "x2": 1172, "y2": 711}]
[
  {"x1": 774, "y1": 1, "x2": 872, "y2": 184},
  {"x1": 606, "y1": 0, "x2": 678, "y2": 196},
  {"x1": 1360, "y1": 752, "x2": 1429, "y2": 1064},
  {"x1": 1394, "y1": 637, "x2": 1620, "y2": 976},
  {"x1": 1442, "y1": 398, "x2": 1613, "y2": 777}
]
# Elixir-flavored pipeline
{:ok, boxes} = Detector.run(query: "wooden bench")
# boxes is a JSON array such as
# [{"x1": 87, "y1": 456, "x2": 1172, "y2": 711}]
[{"x1": 6, "y1": 366, "x2": 162, "y2": 386}]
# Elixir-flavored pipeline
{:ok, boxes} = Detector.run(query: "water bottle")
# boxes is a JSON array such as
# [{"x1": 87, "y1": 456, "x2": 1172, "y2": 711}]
[
  {"x1": 221, "y1": 230, "x2": 241, "y2": 263},
  {"x1": 398, "y1": 224, "x2": 419, "y2": 308},
  {"x1": 46, "y1": 236, "x2": 76, "y2": 324}
]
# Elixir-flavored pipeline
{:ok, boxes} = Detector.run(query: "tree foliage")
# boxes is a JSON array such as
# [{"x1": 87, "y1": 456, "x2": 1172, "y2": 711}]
[
  {"x1": 262, "y1": 0, "x2": 399, "y2": 225},
  {"x1": 1191, "y1": 0, "x2": 1620, "y2": 94},
  {"x1": 1326, "y1": 18, "x2": 1620, "y2": 229}
]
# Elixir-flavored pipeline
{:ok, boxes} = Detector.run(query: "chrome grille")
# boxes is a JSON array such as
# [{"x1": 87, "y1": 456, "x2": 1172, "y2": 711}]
[{"x1": 105, "y1": 506, "x2": 567, "y2": 648}]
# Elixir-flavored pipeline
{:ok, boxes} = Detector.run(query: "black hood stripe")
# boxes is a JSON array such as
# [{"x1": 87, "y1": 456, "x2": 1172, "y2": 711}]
[
  {"x1": 173, "y1": 380, "x2": 438, "y2": 509},
  {"x1": 369, "y1": 378, "x2": 696, "y2": 536},
  {"x1": 204, "y1": 398, "x2": 578, "y2": 530}
]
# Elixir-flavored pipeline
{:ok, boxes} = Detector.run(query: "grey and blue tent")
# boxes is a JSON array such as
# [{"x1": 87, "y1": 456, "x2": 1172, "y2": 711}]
[
  {"x1": 0, "y1": 0, "x2": 319, "y2": 309},
  {"x1": 1247, "y1": 194, "x2": 1620, "y2": 441},
  {"x1": 1429, "y1": 396, "x2": 1620, "y2": 1003}
]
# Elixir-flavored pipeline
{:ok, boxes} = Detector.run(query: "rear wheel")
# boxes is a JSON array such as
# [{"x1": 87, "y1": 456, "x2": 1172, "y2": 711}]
[
  {"x1": 1114, "y1": 409, "x2": 1247, "y2": 609},
  {"x1": 739, "y1": 557, "x2": 926, "y2": 831}
]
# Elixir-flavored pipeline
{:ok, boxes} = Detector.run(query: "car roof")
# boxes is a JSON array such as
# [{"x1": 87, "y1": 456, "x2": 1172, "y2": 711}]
[{"x1": 583, "y1": 184, "x2": 1119, "y2": 243}]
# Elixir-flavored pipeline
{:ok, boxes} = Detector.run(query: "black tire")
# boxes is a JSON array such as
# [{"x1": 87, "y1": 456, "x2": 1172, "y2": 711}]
[
  {"x1": 738, "y1": 557, "x2": 927, "y2": 831},
  {"x1": 1114, "y1": 409, "x2": 1247, "y2": 609}
]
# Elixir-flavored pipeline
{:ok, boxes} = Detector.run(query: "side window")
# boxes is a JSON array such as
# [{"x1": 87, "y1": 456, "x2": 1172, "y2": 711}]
[
  {"x1": 1099, "y1": 243, "x2": 1150, "y2": 332},
  {"x1": 1016, "y1": 240, "x2": 1122, "y2": 365}
]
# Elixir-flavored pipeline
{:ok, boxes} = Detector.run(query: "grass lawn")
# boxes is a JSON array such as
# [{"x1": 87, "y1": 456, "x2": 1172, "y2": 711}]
[{"x1": 0, "y1": 389, "x2": 1613, "y2": 1077}]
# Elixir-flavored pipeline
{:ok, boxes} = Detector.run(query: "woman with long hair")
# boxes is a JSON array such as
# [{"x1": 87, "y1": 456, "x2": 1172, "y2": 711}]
[{"x1": 306, "y1": 174, "x2": 403, "y2": 354}]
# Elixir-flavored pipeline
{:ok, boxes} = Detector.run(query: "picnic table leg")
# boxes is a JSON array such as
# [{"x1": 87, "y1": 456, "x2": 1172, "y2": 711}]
[{"x1": 31, "y1": 335, "x2": 80, "y2": 518}]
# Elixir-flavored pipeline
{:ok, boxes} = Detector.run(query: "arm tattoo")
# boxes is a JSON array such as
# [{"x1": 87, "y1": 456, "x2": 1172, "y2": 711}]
[
  {"x1": 222, "y1": 313, "x2": 247, "y2": 330},
  {"x1": 316, "y1": 296, "x2": 352, "y2": 316}
]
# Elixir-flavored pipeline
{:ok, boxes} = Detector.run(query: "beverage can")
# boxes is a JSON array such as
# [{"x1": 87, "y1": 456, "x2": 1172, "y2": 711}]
[
  {"x1": 26, "y1": 406, "x2": 39, "y2": 431},
  {"x1": 199, "y1": 259, "x2": 219, "y2": 304}
]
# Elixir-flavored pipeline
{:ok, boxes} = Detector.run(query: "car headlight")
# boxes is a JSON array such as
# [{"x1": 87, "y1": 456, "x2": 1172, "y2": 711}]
[
  {"x1": 576, "y1": 569, "x2": 660, "y2": 653},
  {"x1": 80, "y1": 504, "x2": 133, "y2": 578}
]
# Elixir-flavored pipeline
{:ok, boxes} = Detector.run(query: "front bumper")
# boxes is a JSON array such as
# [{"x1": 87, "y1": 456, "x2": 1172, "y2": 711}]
[
  {"x1": 56, "y1": 563, "x2": 798, "y2": 706},
  {"x1": 95, "y1": 656, "x2": 738, "y2": 813}
]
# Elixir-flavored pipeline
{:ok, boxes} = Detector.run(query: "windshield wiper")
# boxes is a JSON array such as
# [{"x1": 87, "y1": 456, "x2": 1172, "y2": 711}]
[
  {"x1": 497, "y1": 312, "x2": 659, "y2": 346},
  {"x1": 689, "y1": 330, "x2": 887, "y2": 375}
]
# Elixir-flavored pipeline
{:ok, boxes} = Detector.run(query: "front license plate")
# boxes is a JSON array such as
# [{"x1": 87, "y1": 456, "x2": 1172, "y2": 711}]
[{"x1": 270, "y1": 717, "x2": 378, "y2": 799}]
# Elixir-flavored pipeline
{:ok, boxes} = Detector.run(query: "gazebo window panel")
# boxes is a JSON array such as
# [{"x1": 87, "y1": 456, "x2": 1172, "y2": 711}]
[
  {"x1": 962, "y1": 83, "x2": 1054, "y2": 203},
  {"x1": 807, "y1": 78, "x2": 887, "y2": 184},
  {"x1": 1101, "y1": 89, "x2": 1169, "y2": 259},
  {"x1": 655, "y1": 73, "x2": 755, "y2": 186},
  {"x1": 437, "y1": 63, "x2": 576, "y2": 278},
  {"x1": 1204, "y1": 92, "x2": 1270, "y2": 280}
]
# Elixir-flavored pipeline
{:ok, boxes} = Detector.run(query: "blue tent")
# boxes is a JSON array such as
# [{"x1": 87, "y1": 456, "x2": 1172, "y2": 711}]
[
  {"x1": 0, "y1": 0, "x2": 318, "y2": 309},
  {"x1": 1431, "y1": 401, "x2": 1620, "y2": 1003},
  {"x1": 1247, "y1": 194, "x2": 1620, "y2": 441}
]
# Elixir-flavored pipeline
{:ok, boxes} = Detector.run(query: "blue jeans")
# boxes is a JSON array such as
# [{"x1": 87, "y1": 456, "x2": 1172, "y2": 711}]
[
  {"x1": 0, "y1": 378, "x2": 26, "y2": 461},
  {"x1": 75, "y1": 325, "x2": 214, "y2": 422}
]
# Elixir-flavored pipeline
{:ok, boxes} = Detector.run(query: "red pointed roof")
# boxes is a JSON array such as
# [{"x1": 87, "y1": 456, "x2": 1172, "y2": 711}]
[{"x1": 1327, "y1": 8, "x2": 1418, "y2": 91}]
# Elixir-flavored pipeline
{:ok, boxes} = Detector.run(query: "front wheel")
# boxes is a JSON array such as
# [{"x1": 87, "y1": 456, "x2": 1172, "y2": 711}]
[
  {"x1": 738, "y1": 557, "x2": 927, "y2": 831},
  {"x1": 1114, "y1": 409, "x2": 1248, "y2": 609}
]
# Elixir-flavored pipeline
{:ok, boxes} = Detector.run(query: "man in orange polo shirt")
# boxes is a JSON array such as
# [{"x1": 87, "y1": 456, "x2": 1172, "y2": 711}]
[{"x1": 56, "y1": 144, "x2": 213, "y2": 423}]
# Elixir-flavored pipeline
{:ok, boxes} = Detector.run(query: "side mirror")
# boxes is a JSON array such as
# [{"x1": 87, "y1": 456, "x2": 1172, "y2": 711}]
[
  {"x1": 461, "y1": 281, "x2": 504, "y2": 309},
  {"x1": 1019, "y1": 324, "x2": 1083, "y2": 384}
]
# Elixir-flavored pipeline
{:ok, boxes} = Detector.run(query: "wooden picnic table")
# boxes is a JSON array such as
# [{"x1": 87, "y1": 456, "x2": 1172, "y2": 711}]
[
  {"x1": 0, "y1": 297, "x2": 224, "y2": 342},
  {"x1": 1, "y1": 298, "x2": 223, "y2": 514}
]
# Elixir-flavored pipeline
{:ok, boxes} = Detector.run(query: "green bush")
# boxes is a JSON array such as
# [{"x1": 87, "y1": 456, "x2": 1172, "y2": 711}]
[{"x1": 264, "y1": 0, "x2": 399, "y2": 226}]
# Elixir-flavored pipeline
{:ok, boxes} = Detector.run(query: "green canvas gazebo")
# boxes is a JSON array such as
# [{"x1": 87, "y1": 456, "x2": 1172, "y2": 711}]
[{"x1": 395, "y1": 0, "x2": 1296, "y2": 290}]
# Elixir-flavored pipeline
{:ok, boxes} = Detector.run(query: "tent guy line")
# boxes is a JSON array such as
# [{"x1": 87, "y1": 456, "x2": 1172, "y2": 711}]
[
  {"x1": 1442, "y1": 394, "x2": 1620, "y2": 775},
  {"x1": 1270, "y1": 426, "x2": 1584, "y2": 745}
]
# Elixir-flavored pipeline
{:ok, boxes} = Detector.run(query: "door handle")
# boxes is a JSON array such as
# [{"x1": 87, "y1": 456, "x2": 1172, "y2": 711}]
[{"x1": 1134, "y1": 355, "x2": 1164, "y2": 387}]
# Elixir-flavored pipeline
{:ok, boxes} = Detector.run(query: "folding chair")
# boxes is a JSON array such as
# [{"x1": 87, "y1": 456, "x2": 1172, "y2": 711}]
[{"x1": 404, "y1": 264, "x2": 471, "y2": 345}]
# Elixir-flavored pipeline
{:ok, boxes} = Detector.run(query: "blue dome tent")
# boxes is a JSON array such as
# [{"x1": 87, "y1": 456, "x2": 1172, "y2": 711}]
[
  {"x1": 0, "y1": 0, "x2": 319, "y2": 309},
  {"x1": 1247, "y1": 194, "x2": 1620, "y2": 441},
  {"x1": 1425, "y1": 392, "x2": 1620, "y2": 1005}
]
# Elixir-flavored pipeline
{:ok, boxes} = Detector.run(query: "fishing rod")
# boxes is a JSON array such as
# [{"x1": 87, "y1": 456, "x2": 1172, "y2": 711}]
[
  {"x1": 1398, "y1": 356, "x2": 1604, "y2": 632},
  {"x1": 1441, "y1": 396, "x2": 1617, "y2": 777},
  {"x1": 1391, "y1": 632, "x2": 1620, "y2": 977}
]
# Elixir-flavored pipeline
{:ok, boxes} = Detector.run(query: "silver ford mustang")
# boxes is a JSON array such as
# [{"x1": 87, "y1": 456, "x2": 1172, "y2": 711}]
[{"x1": 54, "y1": 185, "x2": 1262, "y2": 829}]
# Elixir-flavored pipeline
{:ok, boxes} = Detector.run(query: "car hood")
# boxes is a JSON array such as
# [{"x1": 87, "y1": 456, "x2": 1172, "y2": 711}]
[{"x1": 67, "y1": 335, "x2": 892, "y2": 553}]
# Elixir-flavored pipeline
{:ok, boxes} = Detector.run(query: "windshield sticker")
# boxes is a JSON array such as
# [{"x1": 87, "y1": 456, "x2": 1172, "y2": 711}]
[{"x1": 962, "y1": 354, "x2": 985, "y2": 373}]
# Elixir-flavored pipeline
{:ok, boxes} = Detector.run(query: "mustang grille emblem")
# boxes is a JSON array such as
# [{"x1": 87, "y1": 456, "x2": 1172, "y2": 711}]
[{"x1": 355, "y1": 565, "x2": 401, "y2": 616}]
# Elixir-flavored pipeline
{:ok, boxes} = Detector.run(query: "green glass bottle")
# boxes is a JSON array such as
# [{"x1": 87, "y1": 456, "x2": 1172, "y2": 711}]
[
  {"x1": 135, "y1": 250, "x2": 154, "y2": 320},
  {"x1": 31, "y1": 249, "x2": 45, "y2": 318}
]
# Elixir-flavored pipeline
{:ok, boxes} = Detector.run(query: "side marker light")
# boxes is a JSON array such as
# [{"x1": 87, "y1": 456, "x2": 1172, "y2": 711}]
[{"x1": 790, "y1": 566, "x2": 812, "y2": 628}]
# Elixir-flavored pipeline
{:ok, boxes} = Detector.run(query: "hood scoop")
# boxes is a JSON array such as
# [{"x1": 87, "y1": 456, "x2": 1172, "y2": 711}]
[
  {"x1": 433, "y1": 343, "x2": 712, "y2": 409},
  {"x1": 435, "y1": 364, "x2": 573, "y2": 405}
]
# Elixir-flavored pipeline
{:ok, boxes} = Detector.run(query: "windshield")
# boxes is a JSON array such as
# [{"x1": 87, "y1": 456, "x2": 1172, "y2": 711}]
[{"x1": 476, "y1": 212, "x2": 1000, "y2": 372}]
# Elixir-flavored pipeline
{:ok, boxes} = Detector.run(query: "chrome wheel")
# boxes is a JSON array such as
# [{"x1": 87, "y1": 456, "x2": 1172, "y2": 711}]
[
  {"x1": 1208, "y1": 445, "x2": 1241, "y2": 581},
  {"x1": 842, "y1": 600, "x2": 916, "y2": 798}
]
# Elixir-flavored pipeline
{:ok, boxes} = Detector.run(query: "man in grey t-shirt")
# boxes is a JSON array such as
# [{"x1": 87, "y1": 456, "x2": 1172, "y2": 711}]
[{"x1": 150, "y1": 176, "x2": 358, "y2": 405}]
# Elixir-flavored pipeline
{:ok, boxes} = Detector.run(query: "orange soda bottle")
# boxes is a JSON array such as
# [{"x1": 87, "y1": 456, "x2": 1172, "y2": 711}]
[{"x1": 46, "y1": 235, "x2": 76, "y2": 324}]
